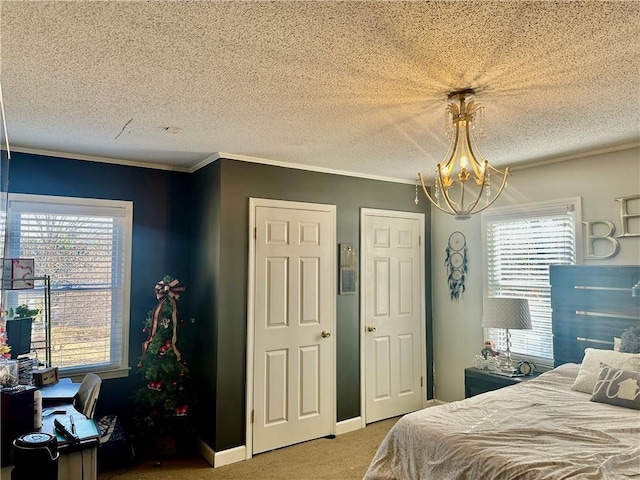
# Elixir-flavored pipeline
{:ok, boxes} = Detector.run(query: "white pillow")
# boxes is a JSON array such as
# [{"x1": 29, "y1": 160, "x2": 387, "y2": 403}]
[{"x1": 571, "y1": 348, "x2": 640, "y2": 394}]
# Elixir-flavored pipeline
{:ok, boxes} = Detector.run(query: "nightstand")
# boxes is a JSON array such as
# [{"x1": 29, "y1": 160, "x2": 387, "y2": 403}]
[{"x1": 464, "y1": 367, "x2": 540, "y2": 398}]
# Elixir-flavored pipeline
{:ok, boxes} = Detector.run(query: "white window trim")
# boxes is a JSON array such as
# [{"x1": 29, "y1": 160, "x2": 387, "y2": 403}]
[
  {"x1": 481, "y1": 197, "x2": 583, "y2": 368},
  {"x1": 6, "y1": 193, "x2": 133, "y2": 379}
]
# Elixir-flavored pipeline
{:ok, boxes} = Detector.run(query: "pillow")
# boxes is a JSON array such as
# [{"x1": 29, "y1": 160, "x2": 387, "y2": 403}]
[
  {"x1": 620, "y1": 326, "x2": 640, "y2": 353},
  {"x1": 590, "y1": 363, "x2": 640, "y2": 410},
  {"x1": 571, "y1": 348, "x2": 640, "y2": 394}
]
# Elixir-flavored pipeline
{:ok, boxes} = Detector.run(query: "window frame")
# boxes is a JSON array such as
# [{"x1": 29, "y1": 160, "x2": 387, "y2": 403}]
[
  {"x1": 4, "y1": 193, "x2": 133, "y2": 379},
  {"x1": 481, "y1": 197, "x2": 583, "y2": 368}
]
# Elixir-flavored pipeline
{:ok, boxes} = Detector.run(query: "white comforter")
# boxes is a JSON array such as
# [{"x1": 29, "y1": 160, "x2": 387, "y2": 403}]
[{"x1": 364, "y1": 364, "x2": 640, "y2": 479}]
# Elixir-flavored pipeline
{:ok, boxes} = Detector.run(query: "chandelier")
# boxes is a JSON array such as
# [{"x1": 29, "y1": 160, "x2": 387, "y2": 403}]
[{"x1": 418, "y1": 89, "x2": 509, "y2": 220}]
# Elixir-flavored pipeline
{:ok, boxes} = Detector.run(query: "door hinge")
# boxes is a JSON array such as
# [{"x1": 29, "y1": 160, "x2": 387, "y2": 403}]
[
  {"x1": 251, "y1": 410, "x2": 255, "y2": 423},
  {"x1": 421, "y1": 376, "x2": 424, "y2": 387},
  {"x1": 419, "y1": 235, "x2": 422, "y2": 246},
  {"x1": 254, "y1": 227, "x2": 257, "y2": 239}
]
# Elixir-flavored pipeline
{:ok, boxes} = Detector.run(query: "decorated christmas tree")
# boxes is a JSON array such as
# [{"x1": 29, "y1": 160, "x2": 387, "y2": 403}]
[{"x1": 132, "y1": 276, "x2": 194, "y2": 453}]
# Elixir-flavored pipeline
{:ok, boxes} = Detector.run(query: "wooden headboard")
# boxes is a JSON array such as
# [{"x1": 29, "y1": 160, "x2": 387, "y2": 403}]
[{"x1": 550, "y1": 265, "x2": 640, "y2": 366}]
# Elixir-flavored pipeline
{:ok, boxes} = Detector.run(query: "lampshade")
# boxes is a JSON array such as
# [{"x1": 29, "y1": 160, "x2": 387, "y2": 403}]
[{"x1": 482, "y1": 298, "x2": 532, "y2": 330}]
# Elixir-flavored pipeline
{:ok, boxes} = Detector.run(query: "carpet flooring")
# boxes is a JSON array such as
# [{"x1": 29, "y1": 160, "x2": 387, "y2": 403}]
[{"x1": 98, "y1": 417, "x2": 398, "y2": 480}]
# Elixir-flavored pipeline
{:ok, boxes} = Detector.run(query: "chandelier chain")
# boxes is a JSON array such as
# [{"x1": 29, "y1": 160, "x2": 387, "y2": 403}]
[
  {"x1": 474, "y1": 106, "x2": 486, "y2": 138},
  {"x1": 444, "y1": 105, "x2": 454, "y2": 139}
]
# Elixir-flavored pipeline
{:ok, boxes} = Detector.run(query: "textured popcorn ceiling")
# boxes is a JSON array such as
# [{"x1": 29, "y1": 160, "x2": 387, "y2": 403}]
[{"x1": 1, "y1": 1, "x2": 639, "y2": 181}]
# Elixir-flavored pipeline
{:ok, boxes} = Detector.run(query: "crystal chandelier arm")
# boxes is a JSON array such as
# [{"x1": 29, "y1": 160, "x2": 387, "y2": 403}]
[
  {"x1": 458, "y1": 160, "x2": 489, "y2": 215},
  {"x1": 441, "y1": 117, "x2": 460, "y2": 179},
  {"x1": 464, "y1": 119, "x2": 486, "y2": 182},
  {"x1": 461, "y1": 167, "x2": 510, "y2": 215},
  {"x1": 418, "y1": 172, "x2": 459, "y2": 216}
]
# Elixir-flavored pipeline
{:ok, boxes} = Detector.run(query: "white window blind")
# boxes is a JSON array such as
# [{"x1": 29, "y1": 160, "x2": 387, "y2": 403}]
[
  {"x1": 482, "y1": 199, "x2": 580, "y2": 365},
  {"x1": 4, "y1": 194, "x2": 132, "y2": 376}
]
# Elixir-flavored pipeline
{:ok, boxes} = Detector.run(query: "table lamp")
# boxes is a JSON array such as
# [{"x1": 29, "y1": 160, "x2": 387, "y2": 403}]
[{"x1": 482, "y1": 297, "x2": 532, "y2": 373}]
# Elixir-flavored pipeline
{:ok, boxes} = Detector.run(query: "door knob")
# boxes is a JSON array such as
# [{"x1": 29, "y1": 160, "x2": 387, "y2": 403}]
[
  {"x1": 367, "y1": 325, "x2": 377, "y2": 332},
  {"x1": 321, "y1": 330, "x2": 331, "y2": 338}
]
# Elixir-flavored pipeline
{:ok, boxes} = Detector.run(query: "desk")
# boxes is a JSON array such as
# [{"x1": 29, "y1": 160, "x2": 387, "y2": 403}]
[
  {"x1": 44, "y1": 405, "x2": 100, "y2": 480},
  {"x1": 1, "y1": 401, "x2": 99, "y2": 480}
]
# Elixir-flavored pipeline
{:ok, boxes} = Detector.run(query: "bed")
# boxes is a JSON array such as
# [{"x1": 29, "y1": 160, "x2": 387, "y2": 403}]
[{"x1": 364, "y1": 265, "x2": 640, "y2": 479}]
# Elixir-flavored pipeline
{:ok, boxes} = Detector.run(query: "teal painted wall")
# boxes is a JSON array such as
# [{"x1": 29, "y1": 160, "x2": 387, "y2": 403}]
[
  {"x1": 191, "y1": 158, "x2": 432, "y2": 451},
  {"x1": 7, "y1": 152, "x2": 433, "y2": 454},
  {"x1": 7, "y1": 152, "x2": 194, "y2": 417}
]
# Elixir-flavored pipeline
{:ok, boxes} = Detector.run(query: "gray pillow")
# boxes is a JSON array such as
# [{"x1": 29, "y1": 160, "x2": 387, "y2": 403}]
[
  {"x1": 620, "y1": 326, "x2": 640, "y2": 353},
  {"x1": 590, "y1": 363, "x2": 640, "y2": 410}
]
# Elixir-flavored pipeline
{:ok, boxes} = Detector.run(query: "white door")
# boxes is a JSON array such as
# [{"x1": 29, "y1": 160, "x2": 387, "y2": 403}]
[
  {"x1": 362, "y1": 209, "x2": 426, "y2": 424},
  {"x1": 250, "y1": 199, "x2": 336, "y2": 455}
]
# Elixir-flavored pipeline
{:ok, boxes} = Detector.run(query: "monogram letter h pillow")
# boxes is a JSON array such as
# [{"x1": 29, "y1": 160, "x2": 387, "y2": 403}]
[{"x1": 590, "y1": 362, "x2": 640, "y2": 410}]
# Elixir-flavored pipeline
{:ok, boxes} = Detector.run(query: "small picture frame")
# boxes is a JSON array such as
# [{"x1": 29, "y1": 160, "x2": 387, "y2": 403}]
[
  {"x1": 339, "y1": 244, "x2": 358, "y2": 295},
  {"x1": 2, "y1": 258, "x2": 35, "y2": 290}
]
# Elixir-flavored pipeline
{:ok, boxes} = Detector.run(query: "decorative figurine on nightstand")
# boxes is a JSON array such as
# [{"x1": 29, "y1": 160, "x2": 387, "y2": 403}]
[
  {"x1": 473, "y1": 355, "x2": 485, "y2": 369},
  {"x1": 474, "y1": 340, "x2": 501, "y2": 370},
  {"x1": 481, "y1": 340, "x2": 499, "y2": 359},
  {"x1": 485, "y1": 356, "x2": 500, "y2": 371}
]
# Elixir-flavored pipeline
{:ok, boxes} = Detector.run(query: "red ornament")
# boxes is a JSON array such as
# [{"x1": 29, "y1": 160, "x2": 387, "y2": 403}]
[
  {"x1": 137, "y1": 362, "x2": 142, "y2": 368},
  {"x1": 179, "y1": 372, "x2": 185, "y2": 378},
  {"x1": 174, "y1": 405, "x2": 188, "y2": 416},
  {"x1": 147, "y1": 381, "x2": 163, "y2": 391},
  {"x1": 165, "y1": 340, "x2": 172, "y2": 346}
]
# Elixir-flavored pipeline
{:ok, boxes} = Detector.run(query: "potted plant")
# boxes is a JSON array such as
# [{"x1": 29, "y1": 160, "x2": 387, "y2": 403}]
[
  {"x1": 8, "y1": 304, "x2": 41, "y2": 320},
  {"x1": 4, "y1": 304, "x2": 40, "y2": 359}
]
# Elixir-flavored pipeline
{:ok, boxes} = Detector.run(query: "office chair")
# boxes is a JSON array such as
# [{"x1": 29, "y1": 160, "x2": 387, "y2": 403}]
[{"x1": 73, "y1": 373, "x2": 102, "y2": 419}]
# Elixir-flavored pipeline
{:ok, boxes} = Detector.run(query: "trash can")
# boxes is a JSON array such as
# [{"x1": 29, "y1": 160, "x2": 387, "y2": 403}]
[{"x1": 11, "y1": 432, "x2": 59, "y2": 480}]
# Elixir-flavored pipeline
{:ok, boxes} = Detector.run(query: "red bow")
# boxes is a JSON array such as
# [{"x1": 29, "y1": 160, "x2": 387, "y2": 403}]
[{"x1": 154, "y1": 278, "x2": 185, "y2": 301}]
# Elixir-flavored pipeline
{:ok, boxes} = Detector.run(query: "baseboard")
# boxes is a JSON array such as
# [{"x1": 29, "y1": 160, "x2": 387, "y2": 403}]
[
  {"x1": 197, "y1": 438, "x2": 215, "y2": 467},
  {"x1": 335, "y1": 416, "x2": 362, "y2": 435},
  {"x1": 214, "y1": 445, "x2": 247, "y2": 467},
  {"x1": 196, "y1": 415, "x2": 395, "y2": 468},
  {"x1": 430, "y1": 399, "x2": 447, "y2": 406},
  {"x1": 197, "y1": 438, "x2": 247, "y2": 468}
]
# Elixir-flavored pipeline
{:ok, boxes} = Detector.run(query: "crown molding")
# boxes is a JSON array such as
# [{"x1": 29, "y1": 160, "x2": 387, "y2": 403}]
[
  {"x1": 5, "y1": 142, "x2": 638, "y2": 183},
  {"x1": 508, "y1": 142, "x2": 640, "y2": 171},
  {"x1": 4, "y1": 147, "x2": 414, "y2": 183},
  {"x1": 6, "y1": 146, "x2": 192, "y2": 172},
  {"x1": 203, "y1": 152, "x2": 415, "y2": 185}
]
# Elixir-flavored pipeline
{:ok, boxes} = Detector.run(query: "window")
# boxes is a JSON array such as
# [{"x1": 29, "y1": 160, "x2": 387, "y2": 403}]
[
  {"x1": 4, "y1": 194, "x2": 132, "y2": 378},
  {"x1": 482, "y1": 198, "x2": 581, "y2": 366}
]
